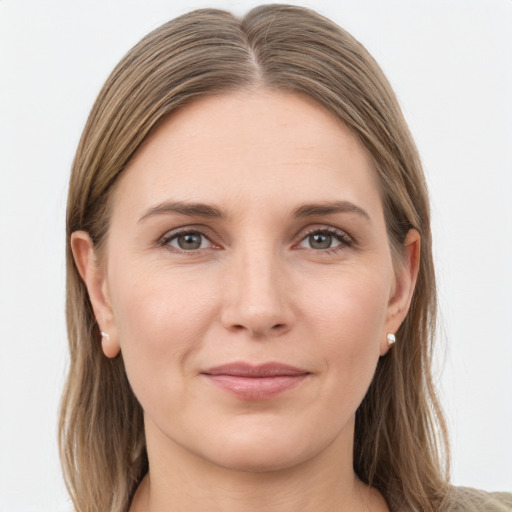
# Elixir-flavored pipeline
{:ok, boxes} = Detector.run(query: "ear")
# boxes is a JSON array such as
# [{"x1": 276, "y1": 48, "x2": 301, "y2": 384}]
[
  {"x1": 70, "y1": 231, "x2": 121, "y2": 358},
  {"x1": 380, "y1": 229, "x2": 421, "y2": 356}
]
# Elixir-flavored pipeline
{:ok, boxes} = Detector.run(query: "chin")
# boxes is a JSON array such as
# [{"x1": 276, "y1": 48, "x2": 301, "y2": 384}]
[
  {"x1": 189, "y1": 420, "x2": 338, "y2": 474},
  {"x1": 205, "y1": 442, "x2": 310, "y2": 473}
]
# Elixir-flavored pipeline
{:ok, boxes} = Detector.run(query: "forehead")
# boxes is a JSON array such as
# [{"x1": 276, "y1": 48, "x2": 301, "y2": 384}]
[{"x1": 113, "y1": 89, "x2": 382, "y2": 218}]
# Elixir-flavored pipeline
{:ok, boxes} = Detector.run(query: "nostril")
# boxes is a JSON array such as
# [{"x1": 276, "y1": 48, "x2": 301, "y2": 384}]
[{"x1": 228, "y1": 322, "x2": 288, "y2": 337}]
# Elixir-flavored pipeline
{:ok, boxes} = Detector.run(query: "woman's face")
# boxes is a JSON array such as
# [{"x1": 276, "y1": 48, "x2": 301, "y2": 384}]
[{"x1": 74, "y1": 90, "x2": 417, "y2": 472}]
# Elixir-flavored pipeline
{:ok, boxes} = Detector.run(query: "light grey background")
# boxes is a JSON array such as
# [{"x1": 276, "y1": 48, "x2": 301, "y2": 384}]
[{"x1": 0, "y1": 1, "x2": 511, "y2": 510}]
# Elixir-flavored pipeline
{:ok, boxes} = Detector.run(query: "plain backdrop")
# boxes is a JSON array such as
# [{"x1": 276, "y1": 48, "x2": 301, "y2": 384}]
[{"x1": 0, "y1": 1, "x2": 511, "y2": 510}]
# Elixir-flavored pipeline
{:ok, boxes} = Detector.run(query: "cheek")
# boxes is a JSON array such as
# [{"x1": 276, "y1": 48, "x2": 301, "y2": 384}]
[
  {"x1": 303, "y1": 267, "x2": 390, "y2": 401},
  {"x1": 107, "y1": 262, "x2": 219, "y2": 404},
  {"x1": 306, "y1": 266, "x2": 390, "y2": 343},
  {"x1": 109, "y1": 258, "x2": 217, "y2": 340}
]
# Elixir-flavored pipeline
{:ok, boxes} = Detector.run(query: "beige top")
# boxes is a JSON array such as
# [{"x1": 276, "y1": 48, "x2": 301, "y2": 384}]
[{"x1": 448, "y1": 487, "x2": 512, "y2": 511}]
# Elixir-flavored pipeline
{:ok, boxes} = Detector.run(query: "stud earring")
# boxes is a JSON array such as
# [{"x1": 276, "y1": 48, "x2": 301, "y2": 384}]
[
  {"x1": 387, "y1": 333, "x2": 396, "y2": 346},
  {"x1": 101, "y1": 331, "x2": 110, "y2": 342}
]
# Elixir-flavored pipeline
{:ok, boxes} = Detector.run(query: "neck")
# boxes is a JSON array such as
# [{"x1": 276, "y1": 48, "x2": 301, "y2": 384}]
[{"x1": 130, "y1": 418, "x2": 388, "y2": 512}]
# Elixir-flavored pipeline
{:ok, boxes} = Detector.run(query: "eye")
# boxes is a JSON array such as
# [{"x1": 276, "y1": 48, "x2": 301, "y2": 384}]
[
  {"x1": 297, "y1": 229, "x2": 351, "y2": 251},
  {"x1": 164, "y1": 231, "x2": 213, "y2": 251}
]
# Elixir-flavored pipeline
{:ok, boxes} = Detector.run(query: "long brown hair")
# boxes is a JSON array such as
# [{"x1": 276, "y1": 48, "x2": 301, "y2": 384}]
[{"x1": 60, "y1": 5, "x2": 450, "y2": 511}]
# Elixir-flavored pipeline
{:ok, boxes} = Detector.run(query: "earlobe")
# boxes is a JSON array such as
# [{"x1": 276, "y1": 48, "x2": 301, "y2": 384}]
[
  {"x1": 100, "y1": 331, "x2": 120, "y2": 358},
  {"x1": 381, "y1": 229, "x2": 421, "y2": 355},
  {"x1": 70, "y1": 231, "x2": 121, "y2": 358}
]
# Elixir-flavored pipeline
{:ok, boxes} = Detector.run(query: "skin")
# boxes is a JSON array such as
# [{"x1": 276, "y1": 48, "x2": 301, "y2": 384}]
[{"x1": 72, "y1": 89, "x2": 420, "y2": 512}]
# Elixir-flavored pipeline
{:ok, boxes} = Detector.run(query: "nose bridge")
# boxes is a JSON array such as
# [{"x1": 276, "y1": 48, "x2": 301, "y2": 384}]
[{"x1": 221, "y1": 237, "x2": 293, "y2": 337}]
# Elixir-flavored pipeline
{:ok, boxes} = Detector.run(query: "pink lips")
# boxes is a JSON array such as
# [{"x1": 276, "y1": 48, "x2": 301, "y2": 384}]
[{"x1": 202, "y1": 362, "x2": 309, "y2": 400}]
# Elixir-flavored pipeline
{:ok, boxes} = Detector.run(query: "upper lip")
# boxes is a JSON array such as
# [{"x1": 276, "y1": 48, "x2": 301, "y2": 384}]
[{"x1": 202, "y1": 362, "x2": 309, "y2": 377}]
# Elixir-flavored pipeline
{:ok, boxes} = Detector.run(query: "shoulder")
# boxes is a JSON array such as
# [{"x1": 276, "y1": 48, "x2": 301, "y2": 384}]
[{"x1": 446, "y1": 486, "x2": 512, "y2": 512}]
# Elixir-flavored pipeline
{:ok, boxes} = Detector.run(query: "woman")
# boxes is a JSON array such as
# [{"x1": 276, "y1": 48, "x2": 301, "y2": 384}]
[{"x1": 59, "y1": 4, "x2": 512, "y2": 512}]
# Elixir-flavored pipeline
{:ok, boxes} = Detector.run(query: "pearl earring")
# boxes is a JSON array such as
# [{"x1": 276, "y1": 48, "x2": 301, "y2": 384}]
[
  {"x1": 101, "y1": 331, "x2": 110, "y2": 342},
  {"x1": 387, "y1": 333, "x2": 396, "y2": 346}
]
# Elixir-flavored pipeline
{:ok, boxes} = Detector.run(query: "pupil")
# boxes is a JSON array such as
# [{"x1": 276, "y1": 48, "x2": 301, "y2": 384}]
[
  {"x1": 178, "y1": 233, "x2": 201, "y2": 250},
  {"x1": 310, "y1": 233, "x2": 332, "y2": 249}
]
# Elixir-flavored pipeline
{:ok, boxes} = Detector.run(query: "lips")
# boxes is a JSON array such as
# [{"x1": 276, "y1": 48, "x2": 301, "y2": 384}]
[{"x1": 201, "y1": 362, "x2": 310, "y2": 400}]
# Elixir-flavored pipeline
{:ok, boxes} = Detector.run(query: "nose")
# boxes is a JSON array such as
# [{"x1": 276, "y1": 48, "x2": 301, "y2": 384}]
[{"x1": 220, "y1": 246, "x2": 295, "y2": 338}]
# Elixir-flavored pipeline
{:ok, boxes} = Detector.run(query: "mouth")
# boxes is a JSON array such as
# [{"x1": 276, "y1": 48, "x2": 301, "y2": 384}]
[{"x1": 201, "y1": 362, "x2": 310, "y2": 400}]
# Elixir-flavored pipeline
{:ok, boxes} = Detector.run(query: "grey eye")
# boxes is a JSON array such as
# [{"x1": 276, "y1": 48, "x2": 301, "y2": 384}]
[
  {"x1": 308, "y1": 233, "x2": 333, "y2": 250},
  {"x1": 298, "y1": 230, "x2": 346, "y2": 251},
  {"x1": 168, "y1": 232, "x2": 210, "y2": 250}
]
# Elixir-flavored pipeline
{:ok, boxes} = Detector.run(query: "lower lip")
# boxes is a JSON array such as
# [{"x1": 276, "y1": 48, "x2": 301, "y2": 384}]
[{"x1": 204, "y1": 374, "x2": 308, "y2": 400}]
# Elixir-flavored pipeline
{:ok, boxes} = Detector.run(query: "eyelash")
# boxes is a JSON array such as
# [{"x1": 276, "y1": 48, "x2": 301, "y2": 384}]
[
  {"x1": 158, "y1": 228, "x2": 215, "y2": 253},
  {"x1": 297, "y1": 227, "x2": 353, "y2": 254},
  {"x1": 158, "y1": 226, "x2": 354, "y2": 254}
]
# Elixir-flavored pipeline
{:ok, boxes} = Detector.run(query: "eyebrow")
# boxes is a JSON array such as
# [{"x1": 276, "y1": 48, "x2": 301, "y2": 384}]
[
  {"x1": 292, "y1": 201, "x2": 371, "y2": 221},
  {"x1": 138, "y1": 201, "x2": 225, "y2": 223},
  {"x1": 138, "y1": 199, "x2": 370, "y2": 223}
]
